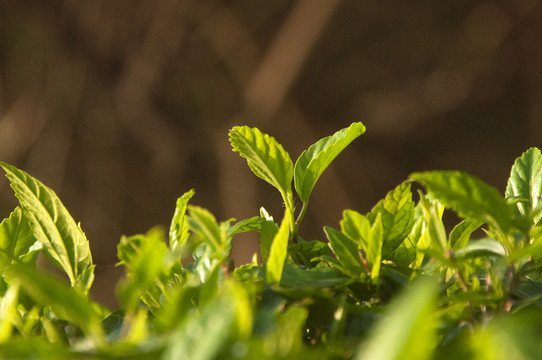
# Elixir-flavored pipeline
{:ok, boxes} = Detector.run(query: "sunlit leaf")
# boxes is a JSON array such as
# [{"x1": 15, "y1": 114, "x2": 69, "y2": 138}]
[
  {"x1": 366, "y1": 214, "x2": 383, "y2": 285},
  {"x1": 266, "y1": 209, "x2": 291, "y2": 284},
  {"x1": 229, "y1": 126, "x2": 294, "y2": 208},
  {"x1": 506, "y1": 148, "x2": 542, "y2": 221},
  {"x1": 294, "y1": 122, "x2": 365, "y2": 202},
  {"x1": 0, "y1": 207, "x2": 39, "y2": 266},
  {"x1": 368, "y1": 183, "x2": 416, "y2": 258},
  {"x1": 258, "y1": 207, "x2": 278, "y2": 262},
  {"x1": 411, "y1": 171, "x2": 513, "y2": 233},
  {"x1": 169, "y1": 189, "x2": 195, "y2": 250},
  {"x1": 0, "y1": 162, "x2": 94, "y2": 293}
]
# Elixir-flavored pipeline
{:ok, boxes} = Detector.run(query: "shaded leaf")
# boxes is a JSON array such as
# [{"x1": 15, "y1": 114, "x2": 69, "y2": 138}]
[
  {"x1": 294, "y1": 122, "x2": 365, "y2": 202},
  {"x1": 324, "y1": 226, "x2": 364, "y2": 278},
  {"x1": 280, "y1": 264, "x2": 350, "y2": 288},
  {"x1": 6, "y1": 263, "x2": 103, "y2": 339},
  {"x1": 454, "y1": 238, "x2": 506, "y2": 259},
  {"x1": 355, "y1": 278, "x2": 439, "y2": 360}
]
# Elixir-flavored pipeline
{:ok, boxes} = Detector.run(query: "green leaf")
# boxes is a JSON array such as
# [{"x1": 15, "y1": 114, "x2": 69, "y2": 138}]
[
  {"x1": 355, "y1": 278, "x2": 439, "y2": 360},
  {"x1": 188, "y1": 206, "x2": 230, "y2": 257},
  {"x1": 280, "y1": 264, "x2": 350, "y2": 288},
  {"x1": 6, "y1": 263, "x2": 103, "y2": 339},
  {"x1": 449, "y1": 219, "x2": 483, "y2": 249},
  {"x1": 163, "y1": 284, "x2": 238, "y2": 360},
  {"x1": 324, "y1": 226, "x2": 365, "y2": 278},
  {"x1": 229, "y1": 126, "x2": 294, "y2": 209},
  {"x1": 341, "y1": 209, "x2": 370, "y2": 249},
  {"x1": 368, "y1": 183, "x2": 416, "y2": 258},
  {"x1": 258, "y1": 207, "x2": 278, "y2": 262},
  {"x1": 0, "y1": 207, "x2": 39, "y2": 266},
  {"x1": 388, "y1": 217, "x2": 422, "y2": 267},
  {"x1": 169, "y1": 189, "x2": 195, "y2": 250},
  {"x1": 266, "y1": 208, "x2": 292, "y2": 284},
  {"x1": 294, "y1": 122, "x2": 365, "y2": 202},
  {"x1": 366, "y1": 214, "x2": 383, "y2": 285},
  {"x1": 117, "y1": 227, "x2": 169, "y2": 312},
  {"x1": 228, "y1": 216, "x2": 264, "y2": 237},
  {"x1": 411, "y1": 171, "x2": 513, "y2": 234},
  {"x1": 0, "y1": 162, "x2": 94, "y2": 293},
  {"x1": 506, "y1": 148, "x2": 542, "y2": 219},
  {"x1": 453, "y1": 238, "x2": 506, "y2": 259}
]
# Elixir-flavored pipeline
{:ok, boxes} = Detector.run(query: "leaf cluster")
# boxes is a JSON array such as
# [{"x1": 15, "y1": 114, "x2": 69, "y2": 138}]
[{"x1": 0, "y1": 125, "x2": 542, "y2": 359}]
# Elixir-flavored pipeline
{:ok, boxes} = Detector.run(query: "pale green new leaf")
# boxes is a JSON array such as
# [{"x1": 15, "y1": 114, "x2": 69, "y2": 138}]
[
  {"x1": 266, "y1": 208, "x2": 291, "y2": 284},
  {"x1": 169, "y1": 189, "x2": 195, "y2": 250},
  {"x1": 294, "y1": 122, "x2": 365, "y2": 202},
  {"x1": 0, "y1": 207, "x2": 39, "y2": 266},
  {"x1": 229, "y1": 126, "x2": 294, "y2": 208},
  {"x1": 368, "y1": 183, "x2": 416, "y2": 258},
  {"x1": 411, "y1": 171, "x2": 513, "y2": 234},
  {"x1": 0, "y1": 162, "x2": 93, "y2": 293},
  {"x1": 506, "y1": 148, "x2": 542, "y2": 220},
  {"x1": 355, "y1": 278, "x2": 439, "y2": 360}
]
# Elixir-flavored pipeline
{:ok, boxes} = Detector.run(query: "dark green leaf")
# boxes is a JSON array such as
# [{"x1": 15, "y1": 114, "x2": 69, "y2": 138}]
[{"x1": 294, "y1": 122, "x2": 365, "y2": 202}]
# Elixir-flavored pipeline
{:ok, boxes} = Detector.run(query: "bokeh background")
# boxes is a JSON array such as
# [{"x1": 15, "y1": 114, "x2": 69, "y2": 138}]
[{"x1": 0, "y1": 0, "x2": 541, "y2": 307}]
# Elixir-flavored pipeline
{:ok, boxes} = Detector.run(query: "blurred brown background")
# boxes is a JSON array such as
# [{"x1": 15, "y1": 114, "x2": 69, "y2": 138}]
[{"x1": 0, "y1": 0, "x2": 541, "y2": 307}]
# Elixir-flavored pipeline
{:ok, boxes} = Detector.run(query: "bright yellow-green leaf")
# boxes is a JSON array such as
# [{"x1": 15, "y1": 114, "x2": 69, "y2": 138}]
[
  {"x1": 229, "y1": 126, "x2": 294, "y2": 209},
  {"x1": 411, "y1": 171, "x2": 513, "y2": 234},
  {"x1": 266, "y1": 208, "x2": 291, "y2": 284},
  {"x1": 294, "y1": 122, "x2": 365, "y2": 203},
  {"x1": 0, "y1": 162, "x2": 94, "y2": 293}
]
